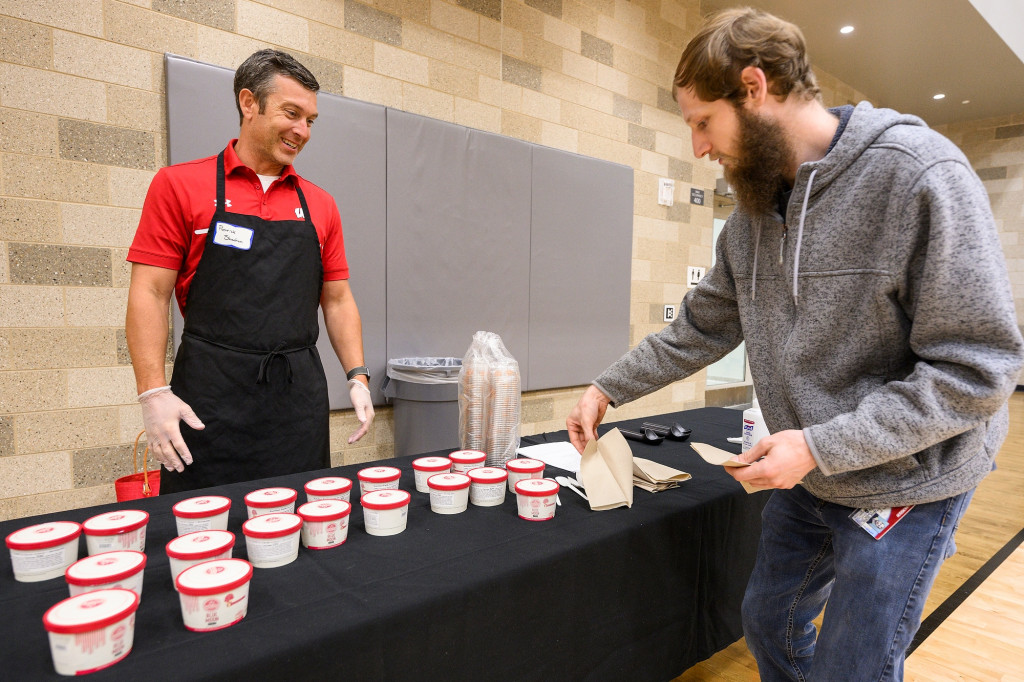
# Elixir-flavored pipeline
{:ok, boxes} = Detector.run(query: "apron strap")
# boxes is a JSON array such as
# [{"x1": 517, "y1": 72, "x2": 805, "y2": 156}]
[
  {"x1": 216, "y1": 150, "x2": 311, "y2": 222},
  {"x1": 257, "y1": 343, "x2": 294, "y2": 384},
  {"x1": 182, "y1": 332, "x2": 312, "y2": 384},
  {"x1": 216, "y1": 150, "x2": 226, "y2": 211}
]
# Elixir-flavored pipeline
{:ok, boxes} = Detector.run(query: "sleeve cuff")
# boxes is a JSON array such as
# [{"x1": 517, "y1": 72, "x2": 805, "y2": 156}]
[{"x1": 803, "y1": 427, "x2": 832, "y2": 476}]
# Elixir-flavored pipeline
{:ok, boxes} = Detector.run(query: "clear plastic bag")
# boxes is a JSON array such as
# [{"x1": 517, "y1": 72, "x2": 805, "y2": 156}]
[{"x1": 458, "y1": 331, "x2": 521, "y2": 467}]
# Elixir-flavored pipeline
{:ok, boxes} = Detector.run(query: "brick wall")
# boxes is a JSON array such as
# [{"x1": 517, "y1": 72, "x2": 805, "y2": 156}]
[{"x1": 0, "y1": 0, "x2": 873, "y2": 520}]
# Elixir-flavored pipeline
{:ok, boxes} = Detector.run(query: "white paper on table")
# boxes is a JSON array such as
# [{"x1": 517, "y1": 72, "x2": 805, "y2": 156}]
[{"x1": 515, "y1": 441, "x2": 581, "y2": 473}]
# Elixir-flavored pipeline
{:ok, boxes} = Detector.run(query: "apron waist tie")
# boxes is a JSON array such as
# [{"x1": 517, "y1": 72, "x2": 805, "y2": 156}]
[{"x1": 182, "y1": 332, "x2": 314, "y2": 384}]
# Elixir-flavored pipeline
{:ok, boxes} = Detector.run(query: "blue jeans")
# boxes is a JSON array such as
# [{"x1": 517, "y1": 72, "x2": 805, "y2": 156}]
[{"x1": 742, "y1": 485, "x2": 973, "y2": 681}]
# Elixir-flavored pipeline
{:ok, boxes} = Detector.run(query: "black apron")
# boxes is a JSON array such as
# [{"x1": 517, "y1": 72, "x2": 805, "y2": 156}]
[{"x1": 162, "y1": 151, "x2": 330, "y2": 494}]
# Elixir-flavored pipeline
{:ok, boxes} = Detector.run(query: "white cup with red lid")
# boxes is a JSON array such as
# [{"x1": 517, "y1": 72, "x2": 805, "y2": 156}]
[
  {"x1": 514, "y1": 478, "x2": 560, "y2": 521},
  {"x1": 175, "y1": 558, "x2": 253, "y2": 632},
  {"x1": 82, "y1": 510, "x2": 149, "y2": 555},
  {"x1": 65, "y1": 550, "x2": 147, "y2": 598},
  {"x1": 166, "y1": 530, "x2": 236, "y2": 588},
  {"x1": 172, "y1": 495, "x2": 231, "y2": 535},
  {"x1": 304, "y1": 477, "x2": 353, "y2": 503},
  {"x1": 244, "y1": 487, "x2": 297, "y2": 518},
  {"x1": 297, "y1": 499, "x2": 351, "y2": 549},
  {"x1": 468, "y1": 467, "x2": 509, "y2": 507},
  {"x1": 242, "y1": 513, "x2": 303, "y2": 568},
  {"x1": 411, "y1": 457, "x2": 452, "y2": 493},
  {"x1": 361, "y1": 490, "x2": 411, "y2": 536},
  {"x1": 426, "y1": 473, "x2": 472, "y2": 514},
  {"x1": 448, "y1": 450, "x2": 486, "y2": 474},
  {"x1": 6, "y1": 521, "x2": 82, "y2": 582},
  {"x1": 43, "y1": 588, "x2": 139, "y2": 675},
  {"x1": 356, "y1": 466, "x2": 402, "y2": 497},
  {"x1": 505, "y1": 458, "x2": 545, "y2": 492}
]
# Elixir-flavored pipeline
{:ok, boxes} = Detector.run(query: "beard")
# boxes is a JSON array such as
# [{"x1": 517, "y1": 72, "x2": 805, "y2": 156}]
[{"x1": 723, "y1": 107, "x2": 793, "y2": 219}]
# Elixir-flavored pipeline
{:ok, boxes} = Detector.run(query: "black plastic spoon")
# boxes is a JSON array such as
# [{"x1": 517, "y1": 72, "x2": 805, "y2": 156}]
[
  {"x1": 642, "y1": 422, "x2": 692, "y2": 441},
  {"x1": 619, "y1": 428, "x2": 665, "y2": 444}
]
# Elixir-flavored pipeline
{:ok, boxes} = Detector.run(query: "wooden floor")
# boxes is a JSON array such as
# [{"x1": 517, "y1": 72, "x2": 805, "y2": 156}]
[{"x1": 673, "y1": 391, "x2": 1024, "y2": 681}]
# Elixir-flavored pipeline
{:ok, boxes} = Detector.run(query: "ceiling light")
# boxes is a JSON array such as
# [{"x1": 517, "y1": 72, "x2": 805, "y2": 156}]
[
  {"x1": 962, "y1": 100, "x2": 970, "y2": 104},
  {"x1": 840, "y1": 25, "x2": 854, "y2": 34},
  {"x1": 933, "y1": 93, "x2": 945, "y2": 100}
]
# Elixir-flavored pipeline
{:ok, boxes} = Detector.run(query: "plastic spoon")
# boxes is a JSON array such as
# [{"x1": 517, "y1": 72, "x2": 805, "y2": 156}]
[
  {"x1": 641, "y1": 422, "x2": 692, "y2": 441},
  {"x1": 555, "y1": 476, "x2": 588, "y2": 501},
  {"x1": 619, "y1": 428, "x2": 664, "y2": 444}
]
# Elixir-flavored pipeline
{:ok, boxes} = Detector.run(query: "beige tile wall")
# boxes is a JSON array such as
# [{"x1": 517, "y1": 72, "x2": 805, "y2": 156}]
[{"x1": 0, "y1": 0, "x2": 877, "y2": 521}]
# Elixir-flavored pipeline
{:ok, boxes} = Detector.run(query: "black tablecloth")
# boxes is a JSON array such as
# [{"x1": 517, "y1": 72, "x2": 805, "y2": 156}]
[{"x1": 0, "y1": 407, "x2": 768, "y2": 681}]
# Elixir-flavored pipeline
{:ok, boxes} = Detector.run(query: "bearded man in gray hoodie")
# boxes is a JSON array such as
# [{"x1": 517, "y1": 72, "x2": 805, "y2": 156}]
[{"x1": 567, "y1": 8, "x2": 1023, "y2": 681}]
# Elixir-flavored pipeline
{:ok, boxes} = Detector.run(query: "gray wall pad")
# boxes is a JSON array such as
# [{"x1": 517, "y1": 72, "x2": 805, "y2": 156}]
[
  {"x1": 385, "y1": 110, "x2": 533, "y2": 387},
  {"x1": 529, "y1": 147, "x2": 633, "y2": 390},
  {"x1": 164, "y1": 54, "x2": 633, "y2": 406}
]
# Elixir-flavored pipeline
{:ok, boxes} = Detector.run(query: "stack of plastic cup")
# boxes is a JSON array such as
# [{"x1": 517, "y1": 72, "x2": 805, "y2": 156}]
[
  {"x1": 460, "y1": 361, "x2": 489, "y2": 452},
  {"x1": 486, "y1": 364, "x2": 521, "y2": 467}
]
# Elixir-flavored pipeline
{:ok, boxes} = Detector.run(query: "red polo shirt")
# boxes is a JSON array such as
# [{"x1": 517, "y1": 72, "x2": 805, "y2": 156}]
[{"x1": 128, "y1": 140, "x2": 349, "y2": 314}]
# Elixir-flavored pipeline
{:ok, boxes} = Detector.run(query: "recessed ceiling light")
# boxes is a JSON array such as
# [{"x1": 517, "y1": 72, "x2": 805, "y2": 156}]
[
  {"x1": 933, "y1": 93, "x2": 945, "y2": 100},
  {"x1": 962, "y1": 99, "x2": 970, "y2": 104},
  {"x1": 840, "y1": 25, "x2": 854, "y2": 34}
]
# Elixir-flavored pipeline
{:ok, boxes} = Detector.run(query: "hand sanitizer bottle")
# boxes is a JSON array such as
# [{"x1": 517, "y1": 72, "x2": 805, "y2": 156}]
[{"x1": 742, "y1": 396, "x2": 769, "y2": 452}]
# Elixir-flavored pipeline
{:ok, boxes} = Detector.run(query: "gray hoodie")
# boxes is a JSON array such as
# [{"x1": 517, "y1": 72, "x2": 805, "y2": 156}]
[{"x1": 594, "y1": 102, "x2": 1024, "y2": 507}]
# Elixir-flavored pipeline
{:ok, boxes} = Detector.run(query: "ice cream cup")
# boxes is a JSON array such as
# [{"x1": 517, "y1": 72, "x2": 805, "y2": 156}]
[
  {"x1": 426, "y1": 473, "x2": 471, "y2": 514},
  {"x1": 356, "y1": 466, "x2": 402, "y2": 497},
  {"x1": 242, "y1": 513, "x2": 303, "y2": 569},
  {"x1": 297, "y1": 500, "x2": 351, "y2": 549},
  {"x1": 361, "y1": 490, "x2": 411, "y2": 536},
  {"x1": 303, "y1": 477, "x2": 353, "y2": 503},
  {"x1": 82, "y1": 510, "x2": 149, "y2": 555},
  {"x1": 43, "y1": 588, "x2": 139, "y2": 675},
  {"x1": 514, "y1": 478, "x2": 560, "y2": 521},
  {"x1": 244, "y1": 487, "x2": 297, "y2": 518},
  {"x1": 448, "y1": 450, "x2": 486, "y2": 474},
  {"x1": 65, "y1": 550, "x2": 147, "y2": 599},
  {"x1": 6, "y1": 521, "x2": 82, "y2": 583},
  {"x1": 172, "y1": 495, "x2": 231, "y2": 535},
  {"x1": 468, "y1": 467, "x2": 509, "y2": 507},
  {"x1": 505, "y1": 458, "x2": 545, "y2": 492},
  {"x1": 411, "y1": 457, "x2": 452, "y2": 493},
  {"x1": 166, "y1": 530, "x2": 236, "y2": 589},
  {"x1": 175, "y1": 559, "x2": 253, "y2": 632}
]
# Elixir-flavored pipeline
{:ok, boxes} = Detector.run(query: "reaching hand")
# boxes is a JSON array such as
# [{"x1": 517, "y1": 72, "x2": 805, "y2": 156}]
[
  {"x1": 138, "y1": 386, "x2": 205, "y2": 472},
  {"x1": 567, "y1": 385, "x2": 612, "y2": 454},
  {"x1": 347, "y1": 379, "x2": 375, "y2": 444}
]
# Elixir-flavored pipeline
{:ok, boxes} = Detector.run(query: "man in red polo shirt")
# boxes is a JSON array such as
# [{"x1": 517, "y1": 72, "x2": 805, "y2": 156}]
[{"x1": 126, "y1": 49, "x2": 374, "y2": 493}]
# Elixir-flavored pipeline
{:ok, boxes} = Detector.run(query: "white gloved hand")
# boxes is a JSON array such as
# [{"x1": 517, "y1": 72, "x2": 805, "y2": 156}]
[
  {"x1": 347, "y1": 379, "x2": 375, "y2": 444},
  {"x1": 138, "y1": 386, "x2": 205, "y2": 472}
]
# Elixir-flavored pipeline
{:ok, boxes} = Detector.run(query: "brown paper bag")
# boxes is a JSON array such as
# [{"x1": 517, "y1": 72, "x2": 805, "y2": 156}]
[
  {"x1": 579, "y1": 428, "x2": 634, "y2": 510},
  {"x1": 690, "y1": 442, "x2": 765, "y2": 494}
]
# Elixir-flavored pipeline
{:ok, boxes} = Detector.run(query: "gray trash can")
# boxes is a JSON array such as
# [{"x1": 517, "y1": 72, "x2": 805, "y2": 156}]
[{"x1": 381, "y1": 357, "x2": 462, "y2": 457}]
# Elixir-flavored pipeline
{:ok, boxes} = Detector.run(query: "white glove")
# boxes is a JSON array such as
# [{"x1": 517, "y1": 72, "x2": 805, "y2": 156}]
[
  {"x1": 138, "y1": 386, "x2": 205, "y2": 472},
  {"x1": 347, "y1": 379, "x2": 375, "y2": 444}
]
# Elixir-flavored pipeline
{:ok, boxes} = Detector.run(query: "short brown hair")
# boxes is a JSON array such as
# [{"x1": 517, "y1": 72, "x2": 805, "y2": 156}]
[
  {"x1": 233, "y1": 49, "x2": 320, "y2": 124},
  {"x1": 673, "y1": 7, "x2": 819, "y2": 105}
]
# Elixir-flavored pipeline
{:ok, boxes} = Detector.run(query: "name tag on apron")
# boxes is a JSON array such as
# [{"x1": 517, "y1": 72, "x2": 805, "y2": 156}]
[{"x1": 213, "y1": 222, "x2": 254, "y2": 250}]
